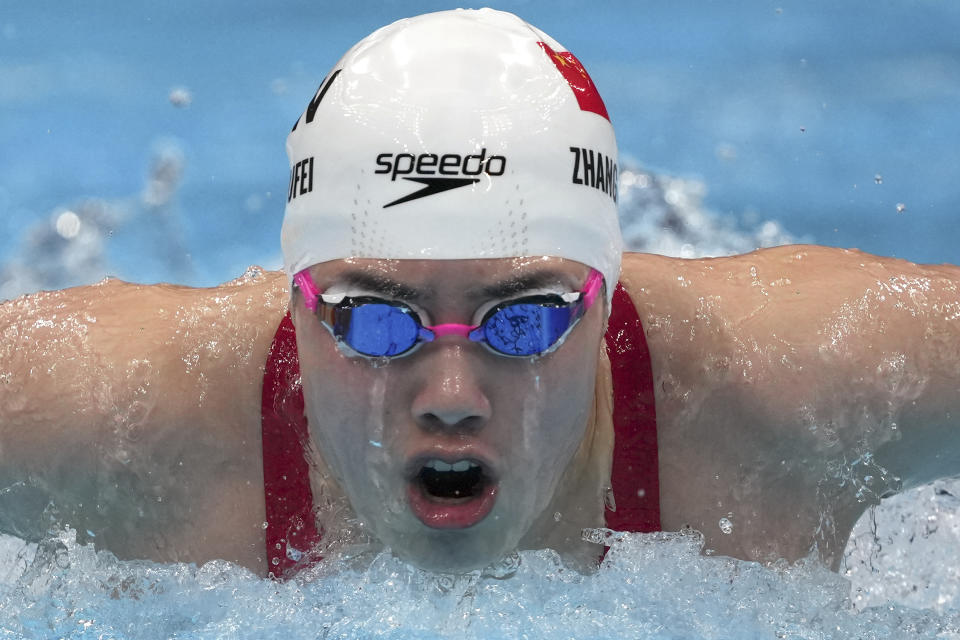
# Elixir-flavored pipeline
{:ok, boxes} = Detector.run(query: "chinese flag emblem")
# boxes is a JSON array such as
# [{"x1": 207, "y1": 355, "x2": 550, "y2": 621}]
[{"x1": 538, "y1": 41, "x2": 610, "y2": 122}]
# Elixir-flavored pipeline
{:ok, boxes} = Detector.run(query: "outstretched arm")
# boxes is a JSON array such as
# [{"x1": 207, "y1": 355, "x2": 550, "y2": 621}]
[
  {"x1": 0, "y1": 270, "x2": 288, "y2": 571},
  {"x1": 622, "y1": 245, "x2": 960, "y2": 566}
]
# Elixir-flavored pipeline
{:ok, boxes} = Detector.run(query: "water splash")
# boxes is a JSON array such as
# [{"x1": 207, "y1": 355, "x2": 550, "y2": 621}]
[{"x1": 2, "y1": 527, "x2": 958, "y2": 639}]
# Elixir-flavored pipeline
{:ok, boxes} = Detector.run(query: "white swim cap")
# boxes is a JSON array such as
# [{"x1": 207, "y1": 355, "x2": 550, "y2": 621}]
[{"x1": 282, "y1": 8, "x2": 623, "y2": 301}]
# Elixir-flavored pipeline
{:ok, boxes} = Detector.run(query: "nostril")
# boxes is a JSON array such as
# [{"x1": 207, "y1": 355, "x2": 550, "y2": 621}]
[{"x1": 419, "y1": 412, "x2": 486, "y2": 432}]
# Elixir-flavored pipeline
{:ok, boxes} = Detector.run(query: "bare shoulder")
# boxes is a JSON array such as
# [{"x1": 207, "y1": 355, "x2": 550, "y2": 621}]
[
  {"x1": 0, "y1": 269, "x2": 289, "y2": 568},
  {"x1": 1, "y1": 268, "x2": 290, "y2": 434},
  {"x1": 617, "y1": 246, "x2": 960, "y2": 564},
  {"x1": 620, "y1": 245, "x2": 960, "y2": 382},
  {"x1": 620, "y1": 244, "x2": 960, "y2": 455}
]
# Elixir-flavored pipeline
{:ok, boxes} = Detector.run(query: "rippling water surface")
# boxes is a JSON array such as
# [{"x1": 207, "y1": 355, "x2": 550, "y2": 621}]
[{"x1": 1, "y1": 522, "x2": 959, "y2": 639}]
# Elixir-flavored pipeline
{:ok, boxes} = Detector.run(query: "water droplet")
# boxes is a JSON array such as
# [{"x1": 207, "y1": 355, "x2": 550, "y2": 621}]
[
  {"x1": 286, "y1": 546, "x2": 303, "y2": 562},
  {"x1": 261, "y1": 521, "x2": 269, "y2": 530},
  {"x1": 636, "y1": 488, "x2": 646, "y2": 498},
  {"x1": 581, "y1": 527, "x2": 612, "y2": 545},
  {"x1": 719, "y1": 517, "x2": 734, "y2": 535},
  {"x1": 874, "y1": 174, "x2": 883, "y2": 185},
  {"x1": 553, "y1": 511, "x2": 562, "y2": 522},
  {"x1": 54, "y1": 546, "x2": 70, "y2": 569},
  {"x1": 436, "y1": 575, "x2": 455, "y2": 591},
  {"x1": 271, "y1": 557, "x2": 280, "y2": 566},
  {"x1": 55, "y1": 210, "x2": 81, "y2": 239},
  {"x1": 604, "y1": 487, "x2": 617, "y2": 512},
  {"x1": 242, "y1": 265, "x2": 264, "y2": 281},
  {"x1": 896, "y1": 203, "x2": 906, "y2": 214},
  {"x1": 168, "y1": 86, "x2": 192, "y2": 108},
  {"x1": 485, "y1": 551, "x2": 521, "y2": 579}
]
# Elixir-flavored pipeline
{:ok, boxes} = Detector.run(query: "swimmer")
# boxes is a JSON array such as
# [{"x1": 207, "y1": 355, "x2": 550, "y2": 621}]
[{"x1": 2, "y1": 9, "x2": 960, "y2": 578}]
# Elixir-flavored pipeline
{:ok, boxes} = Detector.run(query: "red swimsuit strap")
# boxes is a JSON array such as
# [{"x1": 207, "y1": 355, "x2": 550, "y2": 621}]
[
  {"x1": 261, "y1": 313, "x2": 321, "y2": 578},
  {"x1": 261, "y1": 282, "x2": 659, "y2": 578},
  {"x1": 603, "y1": 282, "x2": 660, "y2": 533}
]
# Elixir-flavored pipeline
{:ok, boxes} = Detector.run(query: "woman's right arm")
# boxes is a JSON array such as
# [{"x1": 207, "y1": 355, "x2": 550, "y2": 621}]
[{"x1": 0, "y1": 271, "x2": 288, "y2": 570}]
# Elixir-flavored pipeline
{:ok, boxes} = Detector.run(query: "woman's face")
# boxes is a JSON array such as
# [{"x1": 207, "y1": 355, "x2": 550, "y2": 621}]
[{"x1": 292, "y1": 256, "x2": 605, "y2": 572}]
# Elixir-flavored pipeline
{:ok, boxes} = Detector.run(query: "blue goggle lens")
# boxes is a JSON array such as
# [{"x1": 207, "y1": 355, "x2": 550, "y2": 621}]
[
  {"x1": 336, "y1": 303, "x2": 421, "y2": 357},
  {"x1": 481, "y1": 303, "x2": 574, "y2": 356}
]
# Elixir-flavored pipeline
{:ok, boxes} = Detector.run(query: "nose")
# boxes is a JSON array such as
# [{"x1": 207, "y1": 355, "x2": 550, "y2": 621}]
[{"x1": 410, "y1": 342, "x2": 492, "y2": 433}]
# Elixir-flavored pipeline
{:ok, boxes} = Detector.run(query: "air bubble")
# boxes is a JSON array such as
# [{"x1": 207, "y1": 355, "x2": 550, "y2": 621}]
[
  {"x1": 719, "y1": 517, "x2": 734, "y2": 535},
  {"x1": 874, "y1": 174, "x2": 883, "y2": 185},
  {"x1": 896, "y1": 203, "x2": 906, "y2": 214}
]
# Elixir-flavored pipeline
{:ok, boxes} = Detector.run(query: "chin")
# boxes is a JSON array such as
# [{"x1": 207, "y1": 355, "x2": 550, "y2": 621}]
[
  {"x1": 375, "y1": 519, "x2": 522, "y2": 574},
  {"x1": 395, "y1": 536, "x2": 510, "y2": 574}
]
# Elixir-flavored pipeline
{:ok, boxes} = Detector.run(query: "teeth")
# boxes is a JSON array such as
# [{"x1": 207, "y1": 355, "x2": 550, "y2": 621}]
[
  {"x1": 424, "y1": 459, "x2": 477, "y2": 473},
  {"x1": 426, "y1": 460, "x2": 453, "y2": 472}
]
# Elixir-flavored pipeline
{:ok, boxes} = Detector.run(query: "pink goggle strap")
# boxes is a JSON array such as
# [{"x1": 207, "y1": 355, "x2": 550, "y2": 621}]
[
  {"x1": 293, "y1": 270, "x2": 322, "y2": 312},
  {"x1": 582, "y1": 268, "x2": 603, "y2": 310}
]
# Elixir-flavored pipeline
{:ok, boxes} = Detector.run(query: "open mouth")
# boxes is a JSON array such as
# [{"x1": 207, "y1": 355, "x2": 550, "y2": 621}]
[
  {"x1": 407, "y1": 458, "x2": 498, "y2": 529},
  {"x1": 418, "y1": 459, "x2": 488, "y2": 500}
]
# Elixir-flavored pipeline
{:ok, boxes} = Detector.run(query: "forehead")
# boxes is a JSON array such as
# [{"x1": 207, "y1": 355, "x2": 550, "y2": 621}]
[{"x1": 306, "y1": 257, "x2": 589, "y2": 301}]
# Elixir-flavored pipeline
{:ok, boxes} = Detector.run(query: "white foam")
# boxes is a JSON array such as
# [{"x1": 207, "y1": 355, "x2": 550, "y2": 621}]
[{"x1": 1, "y1": 527, "x2": 958, "y2": 638}]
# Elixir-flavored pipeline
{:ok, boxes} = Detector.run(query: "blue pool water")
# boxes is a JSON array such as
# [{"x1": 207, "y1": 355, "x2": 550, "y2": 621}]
[{"x1": 2, "y1": 1, "x2": 959, "y2": 295}]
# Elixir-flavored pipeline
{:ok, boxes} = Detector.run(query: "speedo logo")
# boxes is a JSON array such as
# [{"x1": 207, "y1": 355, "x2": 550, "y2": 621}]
[{"x1": 375, "y1": 149, "x2": 507, "y2": 208}]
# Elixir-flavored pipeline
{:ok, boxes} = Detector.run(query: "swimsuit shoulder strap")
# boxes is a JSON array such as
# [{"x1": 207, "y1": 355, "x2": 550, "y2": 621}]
[
  {"x1": 261, "y1": 311, "x2": 321, "y2": 579},
  {"x1": 604, "y1": 282, "x2": 661, "y2": 533}
]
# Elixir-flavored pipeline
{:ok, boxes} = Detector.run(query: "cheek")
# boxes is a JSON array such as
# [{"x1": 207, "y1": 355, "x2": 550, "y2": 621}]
[
  {"x1": 538, "y1": 356, "x2": 596, "y2": 445},
  {"x1": 540, "y1": 319, "x2": 602, "y2": 431},
  {"x1": 294, "y1": 315, "x2": 391, "y2": 462},
  {"x1": 508, "y1": 336, "x2": 600, "y2": 474}
]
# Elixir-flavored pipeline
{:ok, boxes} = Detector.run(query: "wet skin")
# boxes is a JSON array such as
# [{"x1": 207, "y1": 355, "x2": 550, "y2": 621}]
[
  {"x1": 1, "y1": 246, "x2": 960, "y2": 575},
  {"x1": 291, "y1": 257, "x2": 609, "y2": 572}
]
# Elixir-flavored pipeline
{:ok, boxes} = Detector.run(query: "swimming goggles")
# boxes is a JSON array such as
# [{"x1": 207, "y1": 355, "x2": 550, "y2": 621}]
[{"x1": 293, "y1": 269, "x2": 603, "y2": 358}]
